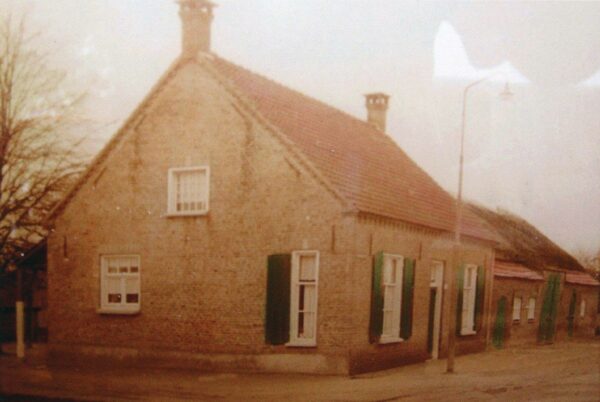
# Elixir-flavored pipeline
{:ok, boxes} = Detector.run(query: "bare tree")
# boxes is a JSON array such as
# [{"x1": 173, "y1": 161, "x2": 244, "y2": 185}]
[{"x1": 0, "y1": 14, "x2": 87, "y2": 274}]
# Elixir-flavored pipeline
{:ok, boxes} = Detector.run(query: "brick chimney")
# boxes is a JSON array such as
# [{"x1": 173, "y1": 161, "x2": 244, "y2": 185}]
[
  {"x1": 365, "y1": 93, "x2": 390, "y2": 132},
  {"x1": 178, "y1": 0, "x2": 216, "y2": 58}
]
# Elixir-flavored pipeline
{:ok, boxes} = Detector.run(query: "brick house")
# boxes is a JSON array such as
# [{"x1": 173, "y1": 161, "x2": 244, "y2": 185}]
[
  {"x1": 46, "y1": 1, "x2": 499, "y2": 375},
  {"x1": 469, "y1": 204, "x2": 599, "y2": 348}
]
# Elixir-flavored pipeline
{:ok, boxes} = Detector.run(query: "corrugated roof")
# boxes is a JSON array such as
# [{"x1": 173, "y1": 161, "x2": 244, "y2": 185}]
[
  {"x1": 212, "y1": 56, "x2": 496, "y2": 241},
  {"x1": 565, "y1": 271, "x2": 600, "y2": 287},
  {"x1": 494, "y1": 260, "x2": 544, "y2": 281}
]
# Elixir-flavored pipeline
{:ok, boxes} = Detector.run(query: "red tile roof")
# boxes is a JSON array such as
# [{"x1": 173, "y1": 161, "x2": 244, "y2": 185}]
[
  {"x1": 494, "y1": 260, "x2": 544, "y2": 281},
  {"x1": 565, "y1": 271, "x2": 600, "y2": 287},
  {"x1": 213, "y1": 57, "x2": 496, "y2": 241}
]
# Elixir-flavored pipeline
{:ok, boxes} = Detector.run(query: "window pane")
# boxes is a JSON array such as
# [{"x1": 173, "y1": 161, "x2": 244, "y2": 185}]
[
  {"x1": 108, "y1": 293, "x2": 122, "y2": 303},
  {"x1": 300, "y1": 312, "x2": 315, "y2": 339},
  {"x1": 108, "y1": 266, "x2": 117, "y2": 274},
  {"x1": 527, "y1": 298, "x2": 536, "y2": 320},
  {"x1": 299, "y1": 255, "x2": 316, "y2": 281},
  {"x1": 303, "y1": 285, "x2": 315, "y2": 312},
  {"x1": 126, "y1": 294, "x2": 139, "y2": 304},
  {"x1": 384, "y1": 285, "x2": 394, "y2": 310},
  {"x1": 126, "y1": 277, "x2": 139, "y2": 294},
  {"x1": 299, "y1": 285, "x2": 305, "y2": 310},
  {"x1": 382, "y1": 311, "x2": 392, "y2": 336}
]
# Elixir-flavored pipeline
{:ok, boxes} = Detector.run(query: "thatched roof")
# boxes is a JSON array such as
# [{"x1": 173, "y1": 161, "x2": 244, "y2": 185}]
[{"x1": 468, "y1": 203, "x2": 584, "y2": 272}]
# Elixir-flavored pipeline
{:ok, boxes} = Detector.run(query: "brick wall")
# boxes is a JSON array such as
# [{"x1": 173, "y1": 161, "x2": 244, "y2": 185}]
[
  {"x1": 346, "y1": 216, "x2": 494, "y2": 374},
  {"x1": 48, "y1": 61, "x2": 355, "y2": 372},
  {"x1": 491, "y1": 277, "x2": 543, "y2": 346},
  {"x1": 555, "y1": 284, "x2": 599, "y2": 340}
]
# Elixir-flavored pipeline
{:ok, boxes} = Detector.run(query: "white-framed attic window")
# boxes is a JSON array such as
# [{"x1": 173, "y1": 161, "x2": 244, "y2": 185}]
[
  {"x1": 167, "y1": 166, "x2": 209, "y2": 216},
  {"x1": 99, "y1": 255, "x2": 140, "y2": 314}
]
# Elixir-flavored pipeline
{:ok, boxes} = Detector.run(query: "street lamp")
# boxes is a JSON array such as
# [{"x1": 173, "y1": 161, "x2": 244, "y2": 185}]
[{"x1": 446, "y1": 74, "x2": 513, "y2": 374}]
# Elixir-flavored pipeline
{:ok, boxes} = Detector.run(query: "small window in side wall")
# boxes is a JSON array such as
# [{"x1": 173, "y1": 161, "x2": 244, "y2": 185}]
[
  {"x1": 100, "y1": 255, "x2": 140, "y2": 314},
  {"x1": 512, "y1": 296, "x2": 522, "y2": 323},
  {"x1": 580, "y1": 299, "x2": 586, "y2": 318},
  {"x1": 167, "y1": 166, "x2": 209, "y2": 216},
  {"x1": 526, "y1": 297, "x2": 536, "y2": 322}
]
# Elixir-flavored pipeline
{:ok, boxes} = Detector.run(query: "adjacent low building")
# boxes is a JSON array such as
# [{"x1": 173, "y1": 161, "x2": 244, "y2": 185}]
[{"x1": 469, "y1": 204, "x2": 599, "y2": 348}]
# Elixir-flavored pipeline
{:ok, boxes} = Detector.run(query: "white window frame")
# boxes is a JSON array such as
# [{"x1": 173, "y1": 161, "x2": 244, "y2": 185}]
[
  {"x1": 580, "y1": 299, "x2": 586, "y2": 318},
  {"x1": 460, "y1": 264, "x2": 478, "y2": 335},
  {"x1": 99, "y1": 255, "x2": 141, "y2": 314},
  {"x1": 380, "y1": 253, "x2": 404, "y2": 344},
  {"x1": 512, "y1": 296, "x2": 522, "y2": 323},
  {"x1": 526, "y1": 297, "x2": 536, "y2": 321},
  {"x1": 288, "y1": 250, "x2": 319, "y2": 347},
  {"x1": 167, "y1": 166, "x2": 210, "y2": 216}
]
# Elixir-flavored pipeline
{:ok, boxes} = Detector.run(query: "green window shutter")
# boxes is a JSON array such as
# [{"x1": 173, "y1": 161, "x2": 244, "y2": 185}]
[
  {"x1": 265, "y1": 254, "x2": 291, "y2": 345},
  {"x1": 474, "y1": 265, "x2": 485, "y2": 331},
  {"x1": 400, "y1": 258, "x2": 415, "y2": 340},
  {"x1": 455, "y1": 264, "x2": 465, "y2": 336},
  {"x1": 369, "y1": 251, "x2": 385, "y2": 343}
]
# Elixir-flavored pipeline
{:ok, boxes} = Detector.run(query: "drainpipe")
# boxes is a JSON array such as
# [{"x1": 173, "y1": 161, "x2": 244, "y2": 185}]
[{"x1": 16, "y1": 266, "x2": 25, "y2": 359}]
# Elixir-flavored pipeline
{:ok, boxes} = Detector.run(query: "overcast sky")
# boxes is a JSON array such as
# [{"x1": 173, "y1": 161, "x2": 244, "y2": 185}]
[{"x1": 3, "y1": 0, "x2": 600, "y2": 256}]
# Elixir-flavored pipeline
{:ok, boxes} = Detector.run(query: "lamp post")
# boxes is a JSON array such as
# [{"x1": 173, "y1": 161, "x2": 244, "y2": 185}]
[{"x1": 446, "y1": 75, "x2": 513, "y2": 373}]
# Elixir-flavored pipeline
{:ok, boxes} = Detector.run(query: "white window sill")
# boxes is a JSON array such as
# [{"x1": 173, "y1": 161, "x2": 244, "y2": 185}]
[
  {"x1": 286, "y1": 339, "x2": 317, "y2": 348},
  {"x1": 459, "y1": 329, "x2": 477, "y2": 336},
  {"x1": 97, "y1": 307, "x2": 140, "y2": 315},
  {"x1": 379, "y1": 336, "x2": 404, "y2": 344},
  {"x1": 166, "y1": 211, "x2": 208, "y2": 218}
]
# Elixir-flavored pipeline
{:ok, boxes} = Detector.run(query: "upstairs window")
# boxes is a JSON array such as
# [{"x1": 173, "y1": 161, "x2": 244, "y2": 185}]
[
  {"x1": 168, "y1": 166, "x2": 209, "y2": 216},
  {"x1": 100, "y1": 255, "x2": 140, "y2": 314}
]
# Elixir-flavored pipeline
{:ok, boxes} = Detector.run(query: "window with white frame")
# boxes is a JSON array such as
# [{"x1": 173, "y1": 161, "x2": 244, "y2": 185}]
[
  {"x1": 580, "y1": 299, "x2": 586, "y2": 318},
  {"x1": 461, "y1": 264, "x2": 478, "y2": 335},
  {"x1": 289, "y1": 251, "x2": 319, "y2": 346},
  {"x1": 512, "y1": 296, "x2": 522, "y2": 322},
  {"x1": 526, "y1": 297, "x2": 536, "y2": 321},
  {"x1": 381, "y1": 254, "x2": 404, "y2": 342},
  {"x1": 167, "y1": 166, "x2": 209, "y2": 216},
  {"x1": 100, "y1": 255, "x2": 140, "y2": 314}
]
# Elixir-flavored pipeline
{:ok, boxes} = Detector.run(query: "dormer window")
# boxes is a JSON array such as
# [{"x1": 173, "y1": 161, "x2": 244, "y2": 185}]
[{"x1": 167, "y1": 166, "x2": 209, "y2": 216}]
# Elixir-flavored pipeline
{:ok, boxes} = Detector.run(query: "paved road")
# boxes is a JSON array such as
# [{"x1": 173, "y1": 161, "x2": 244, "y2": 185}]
[{"x1": 1, "y1": 340, "x2": 599, "y2": 401}]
